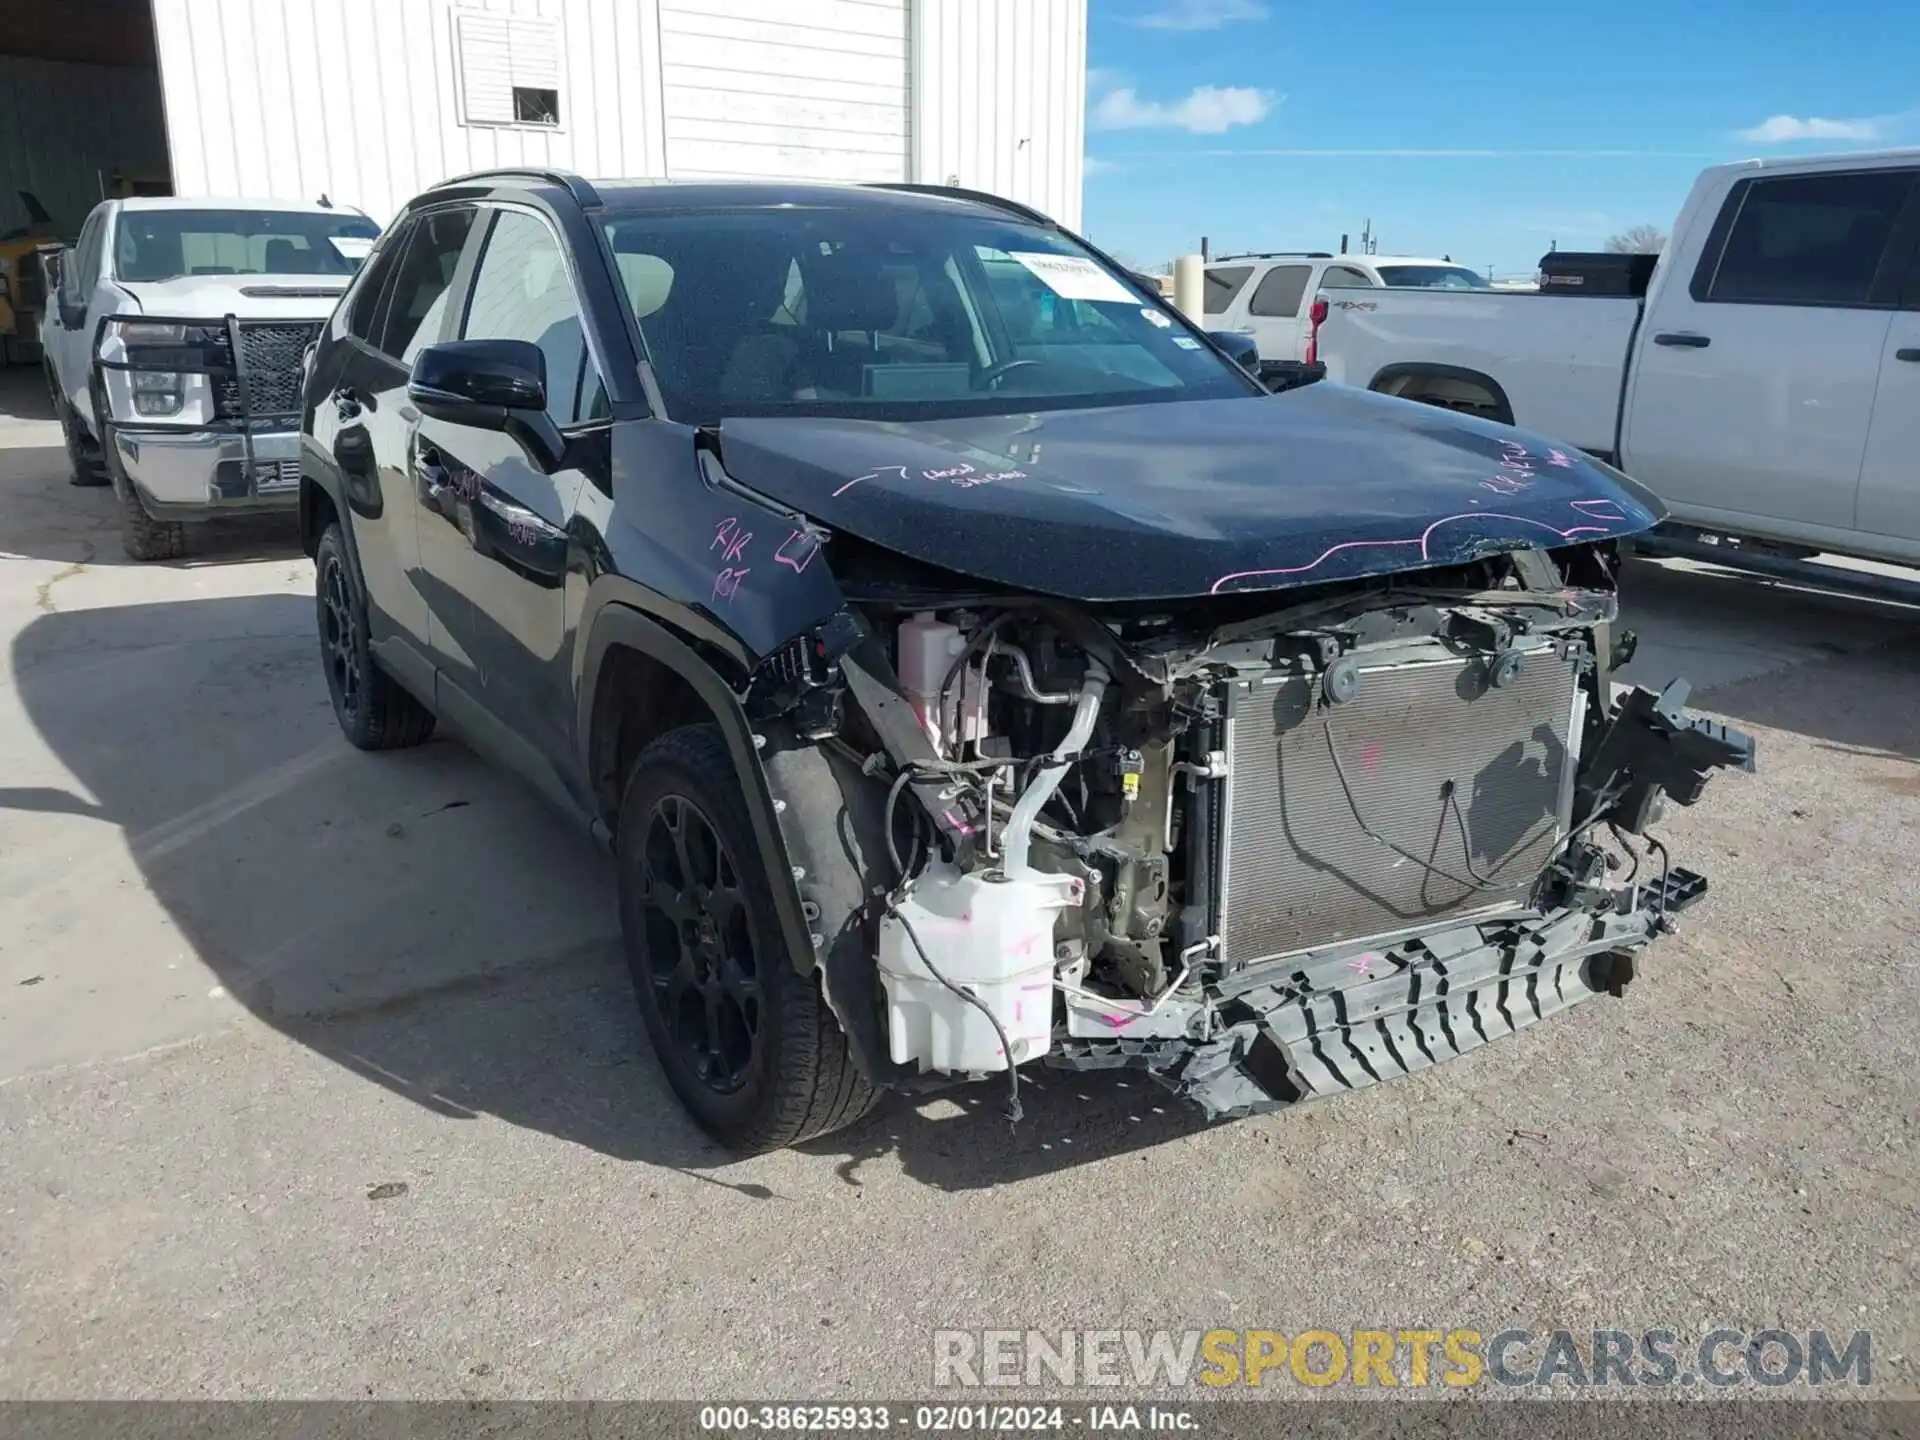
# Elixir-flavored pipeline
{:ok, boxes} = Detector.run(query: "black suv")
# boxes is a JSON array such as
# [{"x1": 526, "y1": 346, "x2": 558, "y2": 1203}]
[{"x1": 299, "y1": 169, "x2": 1748, "y2": 1155}]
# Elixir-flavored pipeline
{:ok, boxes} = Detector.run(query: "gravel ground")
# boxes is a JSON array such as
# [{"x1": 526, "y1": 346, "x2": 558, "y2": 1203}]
[{"x1": 0, "y1": 369, "x2": 1914, "y2": 1403}]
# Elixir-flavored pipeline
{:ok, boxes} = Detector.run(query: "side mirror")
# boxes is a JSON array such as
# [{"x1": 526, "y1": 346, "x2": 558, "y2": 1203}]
[
  {"x1": 1206, "y1": 330, "x2": 1261, "y2": 373},
  {"x1": 55, "y1": 248, "x2": 84, "y2": 329},
  {"x1": 409, "y1": 338, "x2": 547, "y2": 416},
  {"x1": 409, "y1": 339, "x2": 563, "y2": 468}
]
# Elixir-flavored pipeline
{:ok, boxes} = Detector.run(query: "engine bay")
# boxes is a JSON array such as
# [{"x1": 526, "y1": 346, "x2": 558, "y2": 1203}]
[{"x1": 747, "y1": 540, "x2": 1753, "y2": 1119}]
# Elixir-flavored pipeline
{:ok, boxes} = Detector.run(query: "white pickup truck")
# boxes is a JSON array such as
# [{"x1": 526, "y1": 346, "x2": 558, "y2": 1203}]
[
  {"x1": 42, "y1": 197, "x2": 378, "y2": 559},
  {"x1": 1314, "y1": 149, "x2": 1920, "y2": 571}
]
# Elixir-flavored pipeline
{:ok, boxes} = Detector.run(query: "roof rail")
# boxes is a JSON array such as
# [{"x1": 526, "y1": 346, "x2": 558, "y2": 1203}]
[
  {"x1": 1212, "y1": 251, "x2": 1334, "y2": 262},
  {"x1": 431, "y1": 168, "x2": 602, "y2": 208},
  {"x1": 865, "y1": 182, "x2": 1056, "y2": 227}
]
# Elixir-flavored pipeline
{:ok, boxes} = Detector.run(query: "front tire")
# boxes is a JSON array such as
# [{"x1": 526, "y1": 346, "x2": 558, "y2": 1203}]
[
  {"x1": 618, "y1": 724, "x2": 876, "y2": 1154},
  {"x1": 117, "y1": 480, "x2": 186, "y2": 561},
  {"x1": 314, "y1": 522, "x2": 435, "y2": 750}
]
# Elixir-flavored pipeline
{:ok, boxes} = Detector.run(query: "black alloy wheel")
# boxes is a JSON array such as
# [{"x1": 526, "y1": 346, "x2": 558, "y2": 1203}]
[
  {"x1": 312, "y1": 522, "x2": 435, "y2": 751},
  {"x1": 616, "y1": 724, "x2": 876, "y2": 1153},
  {"x1": 319, "y1": 547, "x2": 363, "y2": 723},
  {"x1": 637, "y1": 793, "x2": 765, "y2": 1094}
]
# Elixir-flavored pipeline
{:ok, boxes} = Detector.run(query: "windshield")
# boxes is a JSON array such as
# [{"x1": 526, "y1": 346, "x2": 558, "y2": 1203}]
[
  {"x1": 113, "y1": 209, "x2": 379, "y2": 283},
  {"x1": 599, "y1": 207, "x2": 1256, "y2": 423},
  {"x1": 1375, "y1": 265, "x2": 1490, "y2": 290}
]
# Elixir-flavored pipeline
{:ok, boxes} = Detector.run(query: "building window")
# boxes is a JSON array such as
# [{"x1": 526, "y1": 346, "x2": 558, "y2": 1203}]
[
  {"x1": 456, "y1": 10, "x2": 564, "y2": 130},
  {"x1": 513, "y1": 88, "x2": 560, "y2": 127}
]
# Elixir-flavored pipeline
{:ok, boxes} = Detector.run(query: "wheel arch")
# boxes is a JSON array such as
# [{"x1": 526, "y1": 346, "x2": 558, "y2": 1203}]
[
  {"x1": 577, "y1": 599, "x2": 820, "y2": 979},
  {"x1": 298, "y1": 475, "x2": 339, "y2": 558},
  {"x1": 1368, "y1": 362, "x2": 1516, "y2": 426}
]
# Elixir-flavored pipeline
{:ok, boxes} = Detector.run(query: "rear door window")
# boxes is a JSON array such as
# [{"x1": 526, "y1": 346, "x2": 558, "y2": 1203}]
[
  {"x1": 1203, "y1": 264, "x2": 1254, "y2": 314},
  {"x1": 342, "y1": 221, "x2": 408, "y2": 344},
  {"x1": 71, "y1": 211, "x2": 106, "y2": 293},
  {"x1": 377, "y1": 205, "x2": 479, "y2": 364},
  {"x1": 1247, "y1": 263, "x2": 1312, "y2": 318},
  {"x1": 1699, "y1": 169, "x2": 1917, "y2": 307},
  {"x1": 1319, "y1": 266, "x2": 1372, "y2": 289}
]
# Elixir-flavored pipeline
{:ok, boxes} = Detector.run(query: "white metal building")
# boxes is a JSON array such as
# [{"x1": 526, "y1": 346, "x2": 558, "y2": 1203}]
[{"x1": 0, "y1": 0, "x2": 1086, "y2": 242}]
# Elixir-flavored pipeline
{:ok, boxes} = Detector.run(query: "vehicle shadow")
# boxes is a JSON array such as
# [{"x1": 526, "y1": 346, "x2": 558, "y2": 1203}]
[
  {"x1": 0, "y1": 362, "x2": 55, "y2": 421},
  {"x1": 9, "y1": 594, "x2": 1203, "y2": 1190},
  {"x1": 1618, "y1": 556, "x2": 1920, "y2": 761}
]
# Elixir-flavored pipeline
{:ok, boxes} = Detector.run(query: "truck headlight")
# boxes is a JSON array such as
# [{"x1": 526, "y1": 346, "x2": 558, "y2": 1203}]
[
  {"x1": 130, "y1": 370, "x2": 184, "y2": 417},
  {"x1": 97, "y1": 317, "x2": 229, "y2": 426},
  {"x1": 96, "y1": 318, "x2": 229, "y2": 366}
]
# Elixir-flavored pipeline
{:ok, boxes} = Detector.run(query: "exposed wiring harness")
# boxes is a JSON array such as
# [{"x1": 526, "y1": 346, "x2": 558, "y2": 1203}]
[
  {"x1": 1607, "y1": 822, "x2": 1644, "y2": 885},
  {"x1": 1321, "y1": 716, "x2": 1558, "y2": 895},
  {"x1": 1645, "y1": 833, "x2": 1673, "y2": 929}
]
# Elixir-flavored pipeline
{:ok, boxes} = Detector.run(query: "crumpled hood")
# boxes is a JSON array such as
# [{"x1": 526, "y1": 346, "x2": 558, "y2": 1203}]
[
  {"x1": 717, "y1": 383, "x2": 1663, "y2": 602},
  {"x1": 117, "y1": 274, "x2": 348, "y2": 321}
]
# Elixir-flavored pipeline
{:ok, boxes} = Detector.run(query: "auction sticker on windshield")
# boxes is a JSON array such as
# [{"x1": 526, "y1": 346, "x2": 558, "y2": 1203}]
[
  {"x1": 328, "y1": 236, "x2": 375, "y2": 262},
  {"x1": 1008, "y1": 251, "x2": 1135, "y2": 304}
]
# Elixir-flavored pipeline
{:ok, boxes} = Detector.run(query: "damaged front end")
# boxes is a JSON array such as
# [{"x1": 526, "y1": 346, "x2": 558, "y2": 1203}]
[{"x1": 744, "y1": 538, "x2": 1753, "y2": 1123}]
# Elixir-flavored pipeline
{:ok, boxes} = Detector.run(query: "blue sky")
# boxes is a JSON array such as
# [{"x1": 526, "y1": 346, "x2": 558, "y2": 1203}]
[{"x1": 1082, "y1": 0, "x2": 1920, "y2": 278}]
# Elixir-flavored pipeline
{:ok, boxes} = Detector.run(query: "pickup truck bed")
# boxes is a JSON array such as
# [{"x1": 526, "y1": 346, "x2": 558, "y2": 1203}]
[
  {"x1": 1312, "y1": 148, "x2": 1920, "y2": 574},
  {"x1": 1319, "y1": 291, "x2": 1640, "y2": 455}
]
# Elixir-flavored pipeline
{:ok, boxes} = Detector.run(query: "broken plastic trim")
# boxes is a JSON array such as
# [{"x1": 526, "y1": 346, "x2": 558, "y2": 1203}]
[
  {"x1": 1051, "y1": 878, "x2": 1691, "y2": 1120},
  {"x1": 1577, "y1": 679, "x2": 1756, "y2": 834}
]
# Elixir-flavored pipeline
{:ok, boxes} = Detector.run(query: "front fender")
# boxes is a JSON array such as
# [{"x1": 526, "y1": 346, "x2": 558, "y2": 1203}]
[{"x1": 574, "y1": 594, "x2": 819, "y2": 984}]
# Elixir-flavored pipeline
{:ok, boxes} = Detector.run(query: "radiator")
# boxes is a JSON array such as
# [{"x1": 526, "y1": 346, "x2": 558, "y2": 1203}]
[{"x1": 1217, "y1": 645, "x2": 1582, "y2": 968}]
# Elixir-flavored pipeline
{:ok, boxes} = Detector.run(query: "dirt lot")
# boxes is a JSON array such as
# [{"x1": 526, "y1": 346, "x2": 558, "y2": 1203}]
[{"x1": 0, "y1": 366, "x2": 1915, "y2": 1401}]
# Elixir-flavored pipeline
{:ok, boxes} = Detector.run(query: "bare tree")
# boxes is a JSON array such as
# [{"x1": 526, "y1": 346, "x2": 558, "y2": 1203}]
[{"x1": 1606, "y1": 224, "x2": 1667, "y2": 254}]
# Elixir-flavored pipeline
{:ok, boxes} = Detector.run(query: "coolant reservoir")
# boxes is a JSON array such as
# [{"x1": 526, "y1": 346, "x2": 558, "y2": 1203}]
[
  {"x1": 878, "y1": 862, "x2": 1081, "y2": 1073},
  {"x1": 896, "y1": 612, "x2": 965, "y2": 749}
]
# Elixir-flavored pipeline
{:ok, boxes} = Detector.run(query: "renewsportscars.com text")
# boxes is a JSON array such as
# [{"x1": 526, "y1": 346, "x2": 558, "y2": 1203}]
[{"x1": 932, "y1": 1328, "x2": 1872, "y2": 1390}]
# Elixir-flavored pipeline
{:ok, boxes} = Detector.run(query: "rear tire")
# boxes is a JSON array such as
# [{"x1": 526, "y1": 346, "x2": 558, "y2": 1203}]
[
  {"x1": 117, "y1": 480, "x2": 186, "y2": 561},
  {"x1": 617, "y1": 724, "x2": 877, "y2": 1154},
  {"x1": 58, "y1": 397, "x2": 109, "y2": 488},
  {"x1": 314, "y1": 522, "x2": 436, "y2": 750}
]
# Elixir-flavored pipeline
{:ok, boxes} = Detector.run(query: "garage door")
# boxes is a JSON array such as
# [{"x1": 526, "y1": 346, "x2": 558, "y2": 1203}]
[{"x1": 659, "y1": 0, "x2": 910, "y2": 184}]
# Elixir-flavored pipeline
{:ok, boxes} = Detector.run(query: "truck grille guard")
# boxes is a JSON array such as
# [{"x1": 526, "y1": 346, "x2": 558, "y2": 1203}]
[{"x1": 94, "y1": 310, "x2": 324, "y2": 492}]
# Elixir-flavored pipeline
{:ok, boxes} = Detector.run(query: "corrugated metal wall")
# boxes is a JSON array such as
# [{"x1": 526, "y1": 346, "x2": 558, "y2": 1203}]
[
  {"x1": 910, "y1": 0, "x2": 1087, "y2": 230},
  {"x1": 0, "y1": 57, "x2": 169, "y2": 235},
  {"x1": 149, "y1": 0, "x2": 669, "y2": 223},
  {"x1": 150, "y1": 0, "x2": 1085, "y2": 227},
  {"x1": 659, "y1": 0, "x2": 910, "y2": 183}
]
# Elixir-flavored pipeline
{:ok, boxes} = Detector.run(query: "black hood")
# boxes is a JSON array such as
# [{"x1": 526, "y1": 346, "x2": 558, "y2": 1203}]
[{"x1": 716, "y1": 384, "x2": 1662, "y2": 602}]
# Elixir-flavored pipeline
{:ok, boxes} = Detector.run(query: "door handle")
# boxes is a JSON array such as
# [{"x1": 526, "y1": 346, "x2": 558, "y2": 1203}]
[
  {"x1": 1652, "y1": 332, "x2": 1711, "y2": 348},
  {"x1": 332, "y1": 386, "x2": 363, "y2": 420},
  {"x1": 414, "y1": 446, "x2": 451, "y2": 506},
  {"x1": 1896, "y1": 348, "x2": 1920, "y2": 363}
]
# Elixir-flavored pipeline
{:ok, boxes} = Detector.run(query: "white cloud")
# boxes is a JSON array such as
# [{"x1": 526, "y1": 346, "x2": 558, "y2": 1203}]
[
  {"x1": 1737, "y1": 113, "x2": 1884, "y2": 143},
  {"x1": 1129, "y1": 0, "x2": 1270, "y2": 29},
  {"x1": 1091, "y1": 84, "x2": 1276, "y2": 134},
  {"x1": 1084, "y1": 156, "x2": 1122, "y2": 176}
]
